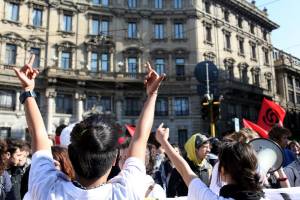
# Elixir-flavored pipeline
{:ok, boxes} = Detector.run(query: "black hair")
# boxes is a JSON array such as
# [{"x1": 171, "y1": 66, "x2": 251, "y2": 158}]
[
  {"x1": 68, "y1": 114, "x2": 119, "y2": 180},
  {"x1": 6, "y1": 139, "x2": 24, "y2": 155},
  {"x1": 218, "y1": 142, "x2": 262, "y2": 191},
  {"x1": 55, "y1": 124, "x2": 67, "y2": 136},
  {"x1": 268, "y1": 125, "x2": 291, "y2": 142}
]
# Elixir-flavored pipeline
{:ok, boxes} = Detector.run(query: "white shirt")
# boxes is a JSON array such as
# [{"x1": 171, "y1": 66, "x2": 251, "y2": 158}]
[
  {"x1": 24, "y1": 150, "x2": 148, "y2": 200},
  {"x1": 144, "y1": 175, "x2": 166, "y2": 199}
]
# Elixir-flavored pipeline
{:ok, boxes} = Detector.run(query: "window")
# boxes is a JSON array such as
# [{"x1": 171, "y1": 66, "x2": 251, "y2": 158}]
[
  {"x1": 297, "y1": 93, "x2": 300, "y2": 104},
  {"x1": 154, "y1": 0, "x2": 163, "y2": 9},
  {"x1": 174, "y1": 97, "x2": 189, "y2": 116},
  {"x1": 250, "y1": 23, "x2": 255, "y2": 34},
  {"x1": 85, "y1": 96, "x2": 98, "y2": 111},
  {"x1": 264, "y1": 49, "x2": 269, "y2": 64},
  {"x1": 287, "y1": 76, "x2": 293, "y2": 87},
  {"x1": 263, "y1": 30, "x2": 268, "y2": 41},
  {"x1": 155, "y1": 58, "x2": 165, "y2": 75},
  {"x1": 288, "y1": 91, "x2": 295, "y2": 103},
  {"x1": 6, "y1": 3, "x2": 19, "y2": 21},
  {"x1": 228, "y1": 66, "x2": 234, "y2": 80},
  {"x1": 254, "y1": 73, "x2": 260, "y2": 86},
  {"x1": 175, "y1": 58, "x2": 185, "y2": 79},
  {"x1": 227, "y1": 104, "x2": 237, "y2": 118},
  {"x1": 174, "y1": 0, "x2": 182, "y2": 9},
  {"x1": 100, "y1": 96, "x2": 112, "y2": 112},
  {"x1": 242, "y1": 68, "x2": 248, "y2": 83},
  {"x1": 63, "y1": 14, "x2": 72, "y2": 32},
  {"x1": 224, "y1": 32, "x2": 231, "y2": 50},
  {"x1": 128, "y1": 0, "x2": 137, "y2": 8},
  {"x1": 0, "y1": 127, "x2": 11, "y2": 139},
  {"x1": 125, "y1": 97, "x2": 140, "y2": 116},
  {"x1": 267, "y1": 79, "x2": 272, "y2": 91},
  {"x1": 238, "y1": 39, "x2": 244, "y2": 55},
  {"x1": 90, "y1": 52, "x2": 110, "y2": 72},
  {"x1": 32, "y1": 8, "x2": 43, "y2": 27},
  {"x1": 296, "y1": 79, "x2": 300, "y2": 88},
  {"x1": 155, "y1": 98, "x2": 168, "y2": 116},
  {"x1": 205, "y1": 25, "x2": 212, "y2": 43},
  {"x1": 178, "y1": 129, "x2": 188, "y2": 149},
  {"x1": 93, "y1": 0, "x2": 109, "y2": 6},
  {"x1": 91, "y1": 18, "x2": 109, "y2": 36},
  {"x1": 154, "y1": 23, "x2": 164, "y2": 39},
  {"x1": 61, "y1": 51, "x2": 71, "y2": 69},
  {"x1": 204, "y1": 1, "x2": 211, "y2": 13},
  {"x1": 224, "y1": 10, "x2": 229, "y2": 22},
  {"x1": 128, "y1": 22, "x2": 137, "y2": 38},
  {"x1": 56, "y1": 94, "x2": 73, "y2": 114},
  {"x1": 251, "y1": 44, "x2": 257, "y2": 59},
  {"x1": 30, "y1": 48, "x2": 40, "y2": 68},
  {"x1": 237, "y1": 17, "x2": 243, "y2": 28},
  {"x1": 0, "y1": 90, "x2": 15, "y2": 111},
  {"x1": 241, "y1": 105, "x2": 250, "y2": 119},
  {"x1": 5, "y1": 44, "x2": 17, "y2": 65},
  {"x1": 128, "y1": 57, "x2": 137, "y2": 73},
  {"x1": 174, "y1": 23, "x2": 184, "y2": 39}
]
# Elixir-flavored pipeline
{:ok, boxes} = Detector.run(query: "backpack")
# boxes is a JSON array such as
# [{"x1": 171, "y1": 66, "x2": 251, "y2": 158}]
[{"x1": 0, "y1": 175, "x2": 6, "y2": 200}]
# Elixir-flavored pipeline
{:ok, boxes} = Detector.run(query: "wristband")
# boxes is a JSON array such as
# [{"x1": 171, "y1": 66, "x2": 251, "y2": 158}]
[
  {"x1": 277, "y1": 177, "x2": 288, "y2": 182},
  {"x1": 19, "y1": 90, "x2": 36, "y2": 104}
]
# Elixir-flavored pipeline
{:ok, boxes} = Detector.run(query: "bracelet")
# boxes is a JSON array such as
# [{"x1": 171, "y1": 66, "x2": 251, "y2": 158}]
[{"x1": 277, "y1": 177, "x2": 288, "y2": 182}]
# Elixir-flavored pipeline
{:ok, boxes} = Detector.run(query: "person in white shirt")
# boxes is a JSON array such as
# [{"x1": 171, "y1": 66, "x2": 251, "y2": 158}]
[
  {"x1": 14, "y1": 56, "x2": 165, "y2": 200},
  {"x1": 155, "y1": 124, "x2": 267, "y2": 200}
]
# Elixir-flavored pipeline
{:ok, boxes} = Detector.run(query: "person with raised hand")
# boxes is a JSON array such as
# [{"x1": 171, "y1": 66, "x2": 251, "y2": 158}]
[
  {"x1": 156, "y1": 123, "x2": 267, "y2": 200},
  {"x1": 15, "y1": 56, "x2": 165, "y2": 200}
]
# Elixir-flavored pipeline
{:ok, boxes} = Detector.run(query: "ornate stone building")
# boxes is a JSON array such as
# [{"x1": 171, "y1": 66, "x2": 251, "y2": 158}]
[
  {"x1": 0, "y1": 0, "x2": 278, "y2": 146},
  {"x1": 273, "y1": 48, "x2": 300, "y2": 136}
]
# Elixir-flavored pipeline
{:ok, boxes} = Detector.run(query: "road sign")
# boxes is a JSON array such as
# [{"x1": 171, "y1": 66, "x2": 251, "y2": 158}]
[{"x1": 194, "y1": 61, "x2": 218, "y2": 83}]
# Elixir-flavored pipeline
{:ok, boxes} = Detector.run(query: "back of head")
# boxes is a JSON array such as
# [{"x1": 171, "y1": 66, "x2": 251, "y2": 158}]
[
  {"x1": 55, "y1": 124, "x2": 67, "y2": 136},
  {"x1": 68, "y1": 114, "x2": 119, "y2": 180},
  {"x1": 268, "y1": 125, "x2": 291, "y2": 143},
  {"x1": 218, "y1": 142, "x2": 261, "y2": 191}
]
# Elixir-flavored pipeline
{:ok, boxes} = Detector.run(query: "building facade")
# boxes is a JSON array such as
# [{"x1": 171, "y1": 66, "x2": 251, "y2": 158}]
[
  {"x1": 0, "y1": 0, "x2": 278, "y2": 146},
  {"x1": 273, "y1": 48, "x2": 300, "y2": 136}
]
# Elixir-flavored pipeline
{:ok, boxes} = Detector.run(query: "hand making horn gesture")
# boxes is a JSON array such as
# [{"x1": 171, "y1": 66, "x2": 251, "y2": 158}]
[
  {"x1": 144, "y1": 62, "x2": 165, "y2": 96},
  {"x1": 13, "y1": 55, "x2": 39, "y2": 91}
]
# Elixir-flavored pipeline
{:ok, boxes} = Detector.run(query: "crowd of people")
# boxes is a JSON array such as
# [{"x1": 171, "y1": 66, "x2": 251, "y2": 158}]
[{"x1": 0, "y1": 55, "x2": 299, "y2": 199}]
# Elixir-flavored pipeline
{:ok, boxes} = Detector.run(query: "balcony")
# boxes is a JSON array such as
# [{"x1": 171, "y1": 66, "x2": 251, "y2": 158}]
[
  {"x1": 219, "y1": 79, "x2": 272, "y2": 97},
  {"x1": 44, "y1": 67, "x2": 145, "y2": 83}
]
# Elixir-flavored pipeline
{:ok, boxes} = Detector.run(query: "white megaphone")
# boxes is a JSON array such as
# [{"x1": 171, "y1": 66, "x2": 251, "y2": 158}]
[{"x1": 249, "y1": 138, "x2": 284, "y2": 175}]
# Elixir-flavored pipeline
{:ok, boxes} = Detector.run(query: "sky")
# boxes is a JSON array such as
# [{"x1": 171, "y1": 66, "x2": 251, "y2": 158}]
[{"x1": 250, "y1": 0, "x2": 300, "y2": 58}]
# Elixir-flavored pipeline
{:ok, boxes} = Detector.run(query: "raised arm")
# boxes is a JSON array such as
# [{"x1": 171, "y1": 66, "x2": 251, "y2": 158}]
[
  {"x1": 127, "y1": 62, "x2": 165, "y2": 162},
  {"x1": 155, "y1": 123, "x2": 198, "y2": 186},
  {"x1": 14, "y1": 55, "x2": 50, "y2": 153}
]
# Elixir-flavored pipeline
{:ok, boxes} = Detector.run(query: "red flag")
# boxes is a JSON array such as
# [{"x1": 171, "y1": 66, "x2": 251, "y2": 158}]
[
  {"x1": 125, "y1": 124, "x2": 135, "y2": 136},
  {"x1": 243, "y1": 119, "x2": 269, "y2": 138},
  {"x1": 257, "y1": 98, "x2": 286, "y2": 131}
]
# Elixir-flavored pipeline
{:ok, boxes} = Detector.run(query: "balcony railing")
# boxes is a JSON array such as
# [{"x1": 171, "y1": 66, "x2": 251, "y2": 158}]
[{"x1": 44, "y1": 67, "x2": 145, "y2": 82}]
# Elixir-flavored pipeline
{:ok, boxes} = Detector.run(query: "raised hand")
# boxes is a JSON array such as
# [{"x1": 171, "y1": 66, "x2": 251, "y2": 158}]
[
  {"x1": 13, "y1": 54, "x2": 39, "y2": 91},
  {"x1": 144, "y1": 62, "x2": 165, "y2": 96},
  {"x1": 155, "y1": 123, "x2": 169, "y2": 144}
]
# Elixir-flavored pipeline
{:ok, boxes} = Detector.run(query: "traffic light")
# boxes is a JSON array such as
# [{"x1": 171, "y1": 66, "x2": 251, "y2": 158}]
[
  {"x1": 201, "y1": 98, "x2": 210, "y2": 120},
  {"x1": 212, "y1": 100, "x2": 221, "y2": 121}
]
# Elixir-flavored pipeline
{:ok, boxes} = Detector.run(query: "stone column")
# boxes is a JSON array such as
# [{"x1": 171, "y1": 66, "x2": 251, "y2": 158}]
[
  {"x1": 115, "y1": 93, "x2": 123, "y2": 123},
  {"x1": 46, "y1": 89, "x2": 56, "y2": 134},
  {"x1": 292, "y1": 76, "x2": 297, "y2": 103},
  {"x1": 15, "y1": 91, "x2": 20, "y2": 111},
  {"x1": 75, "y1": 92, "x2": 85, "y2": 122}
]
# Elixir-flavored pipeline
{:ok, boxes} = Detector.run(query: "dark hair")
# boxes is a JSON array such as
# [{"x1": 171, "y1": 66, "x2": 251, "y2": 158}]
[
  {"x1": 218, "y1": 142, "x2": 262, "y2": 191},
  {"x1": 68, "y1": 114, "x2": 119, "y2": 180},
  {"x1": 51, "y1": 146, "x2": 75, "y2": 180},
  {"x1": 6, "y1": 139, "x2": 24, "y2": 155},
  {"x1": 268, "y1": 125, "x2": 291, "y2": 142},
  {"x1": 0, "y1": 140, "x2": 8, "y2": 174},
  {"x1": 55, "y1": 124, "x2": 67, "y2": 136},
  {"x1": 148, "y1": 132, "x2": 160, "y2": 149}
]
